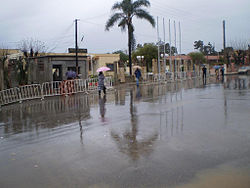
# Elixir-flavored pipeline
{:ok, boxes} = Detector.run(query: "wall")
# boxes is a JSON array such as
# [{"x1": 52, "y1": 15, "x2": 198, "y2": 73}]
[
  {"x1": 28, "y1": 55, "x2": 88, "y2": 84},
  {"x1": 0, "y1": 65, "x2": 3, "y2": 90},
  {"x1": 89, "y1": 54, "x2": 120, "y2": 77}
]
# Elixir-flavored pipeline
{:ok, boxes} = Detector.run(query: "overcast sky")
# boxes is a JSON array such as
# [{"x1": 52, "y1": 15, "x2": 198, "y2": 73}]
[{"x1": 0, "y1": 0, "x2": 249, "y2": 54}]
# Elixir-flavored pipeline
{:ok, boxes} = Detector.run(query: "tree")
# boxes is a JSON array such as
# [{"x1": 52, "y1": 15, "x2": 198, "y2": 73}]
[
  {"x1": 16, "y1": 38, "x2": 48, "y2": 85},
  {"x1": 113, "y1": 50, "x2": 129, "y2": 63},
  {"x1": 230, "y1": 40, "x2": 249, "y2": 65},
  {"x1": 132, "y1": 43, "x2": 157, "y2": 72},
  {"x1": 194, "y1": 40, "x2": 217, "y2": 55},
  {"x1": 0, "y1": 48, "x2": 9, "y2": 90},
  {"x1": 0, "y1": 48, "x2": 12, "y2": 89},
  {"x1": 188, "y1": 52, "x2": 205, "y2": 74},
  {"x1": 221, "y1": 47, "x2": 234, "y2": 65},
  {"x1": 159, "y1": 42, "x2": 177, "y2": 55},
  {"x1": 194, "y1": 40, "x2": 204, "y2": 52},
  {"x1": 105, "y1": 0, "x2": 155, "y2": 75},
  {"x1": 204, "y1": 42, "x2": 216, "y2": 55},
  {"x1": 18, "y1": 38, "x2": 47, "y2": 57}
]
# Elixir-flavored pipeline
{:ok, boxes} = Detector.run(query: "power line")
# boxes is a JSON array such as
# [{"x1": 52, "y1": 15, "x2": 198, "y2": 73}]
[{"x1": 152, "y1": 0, "x2": 197, "y2": 17}]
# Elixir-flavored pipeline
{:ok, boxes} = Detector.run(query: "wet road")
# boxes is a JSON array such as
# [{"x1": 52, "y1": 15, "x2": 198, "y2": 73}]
[{"x1": 0, "y1": 76, "x2": 250, "y2": 188}]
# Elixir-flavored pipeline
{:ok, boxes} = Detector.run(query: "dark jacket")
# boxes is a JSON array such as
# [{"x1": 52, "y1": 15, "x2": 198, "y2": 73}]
[
  {"x1": 98, "y1": 74, "x2": 105, "y2": 90},
  {"x1": 135, "y1": 69, "x2": 141, "y2": 79}
]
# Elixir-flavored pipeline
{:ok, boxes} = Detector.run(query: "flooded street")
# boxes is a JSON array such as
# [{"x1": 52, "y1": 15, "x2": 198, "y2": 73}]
[{"x1": 1, "y1": 76, "x2": 250, "y2": 188}]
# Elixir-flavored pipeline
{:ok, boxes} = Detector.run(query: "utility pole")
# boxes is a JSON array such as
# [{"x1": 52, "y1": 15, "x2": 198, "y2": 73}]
[
  {"x1": 163, "y1": 18, "x2": 166, "y2": 73},
  {"x1": 75, "y1": 19, "x2": 80, "y2": 76},
  {"x1": 223, "y1": 20, "x2": 226, "y2": 50},
  {"x1": 157, "y1": 16, "x2": 160, "y2": 78},
  {"x1": 169, "y1": 19, "x2": 172, "y2": 73},
  {"x1": 223, "y1": 20, "x2": 228, "y2": 65},
  {"x1": 179, "y1": 21, "x2": 182, "y2": 72},
  {"x1": 179, "y1": 21, "x2": 181, "y2": 55},
  {"x1": 174, "y1": 20, "x2": 177, "y2": 79}
]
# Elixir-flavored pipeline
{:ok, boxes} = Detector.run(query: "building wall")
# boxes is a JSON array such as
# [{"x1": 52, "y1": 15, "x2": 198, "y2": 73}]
[
  {"x1": 51, "y1": 57, "x2": 88, "y2": 80},
  {"x1": 0, "y1": 65, "x2": 3, "y2": 90},
  {"x1": 28, "y1": 55, "x2": 88, "y2": 84},
  {"x1": 89, "y1": 54, "x2": 120, "y2": 77},
  {"x1": 28, "y1": 57, "x2": 52, "y2": 84}
]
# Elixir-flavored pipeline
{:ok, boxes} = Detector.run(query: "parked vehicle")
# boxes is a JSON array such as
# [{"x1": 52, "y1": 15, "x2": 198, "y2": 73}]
[{"x1": 238, "y1": 66, "x2": 250, "y2": 74}]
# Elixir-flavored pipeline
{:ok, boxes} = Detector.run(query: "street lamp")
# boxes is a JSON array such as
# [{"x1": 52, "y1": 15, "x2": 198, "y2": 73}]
[
  {"x1": 136, "y1": 56, "x2": 144, "y2": 66},
  {"x1": 160, "y1": 53, "x2": 168, "y2": 73}
]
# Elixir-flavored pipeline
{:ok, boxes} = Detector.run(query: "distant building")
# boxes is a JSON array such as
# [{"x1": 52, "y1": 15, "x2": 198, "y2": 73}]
[
  {"x1": 28, "y1": 53, "x2": 89, "y2": 84},
  {"x1": 87, "y1": 53, "x2": 120, "y2": 77},
  {"x1": 165, "y1": 55, "x2": 222, "y2": 73}
]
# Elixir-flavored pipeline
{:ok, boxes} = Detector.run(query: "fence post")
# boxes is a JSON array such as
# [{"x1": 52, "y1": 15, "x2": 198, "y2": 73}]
[
  {"x1": 17, "y1": 87, "x2": 22, "y2": 103},
  {"x1": 41, "y1": 83, "x2": 44, "y2": 100}
]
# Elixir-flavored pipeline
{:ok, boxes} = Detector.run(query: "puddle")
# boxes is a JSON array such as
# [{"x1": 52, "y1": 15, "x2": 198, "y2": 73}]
[{"x1": 174, "y1": 165, "x2": 250, "y2": 188}]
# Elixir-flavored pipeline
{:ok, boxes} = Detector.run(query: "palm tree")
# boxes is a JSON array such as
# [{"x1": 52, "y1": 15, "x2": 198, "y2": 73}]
[{"x1": 105, "y1": 0, "x2": 155, "y2": 76}]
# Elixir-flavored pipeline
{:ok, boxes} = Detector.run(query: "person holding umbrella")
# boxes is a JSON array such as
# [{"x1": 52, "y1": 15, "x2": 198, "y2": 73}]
[
  {"x1": 97, "y1": 66, "x2": 111, "y2": 95},
  {"x1": 98, "y1": 71, "x2": 106, "y2": 95}
]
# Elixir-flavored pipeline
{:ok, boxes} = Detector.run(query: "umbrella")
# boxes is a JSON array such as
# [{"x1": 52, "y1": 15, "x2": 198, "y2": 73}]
[
  {"x1": 96, "y1": 66, "x2": 111, "y2": 72},
  {"x1": 213, "y1": 65, "x2": 221, "y2": 69},
  {"x1": 133, "y1": 65, "x2": 142, "y2": 69}
]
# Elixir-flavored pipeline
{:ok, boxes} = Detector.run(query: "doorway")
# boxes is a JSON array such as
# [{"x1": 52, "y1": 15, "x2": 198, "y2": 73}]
[{"x1": 52, "y1": 65, "x2": 62, "y2": 81}]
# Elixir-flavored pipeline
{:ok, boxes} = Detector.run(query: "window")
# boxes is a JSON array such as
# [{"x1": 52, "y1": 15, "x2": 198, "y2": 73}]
[
  {"x1": 106, "y1": 63, "x2": 114, "y2": 71},
  {"x1": 68, "y1": 67, "x2": 80, "y2": 74}
]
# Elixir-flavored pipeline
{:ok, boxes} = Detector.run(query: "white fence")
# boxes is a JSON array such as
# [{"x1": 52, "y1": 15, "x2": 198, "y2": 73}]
[
  {"x1": 142, "y1": 71, "x2": 203, "y2": 83},
  {"x1": 0, "y1": 87, "x2": 20, "y2": 106},
  {"x1": 0, "y1": 73, "x2": 205, "y2": 107},
  {"x1": 0, "y1": 77, "x2": 113, "y2": 107}
]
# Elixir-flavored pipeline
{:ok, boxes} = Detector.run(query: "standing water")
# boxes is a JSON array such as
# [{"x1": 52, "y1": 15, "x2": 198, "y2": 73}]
[{"x1": 0, "y1": 76, "x2": 250, "y2": 187}]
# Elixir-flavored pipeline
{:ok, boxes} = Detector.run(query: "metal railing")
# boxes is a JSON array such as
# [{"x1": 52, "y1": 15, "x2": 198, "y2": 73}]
[
  {"x1": 0, "y1": 77, "x2": 113, "y2": 107},
  {"x1": 0, "y1": 87, "x2": 20, "y2": 106},
  {"x1": 0, "y1": 73, "x2": 207, "y2": 107},
  {"x1": 19, "y1": 84, "x2": 42, "y2": 101}
]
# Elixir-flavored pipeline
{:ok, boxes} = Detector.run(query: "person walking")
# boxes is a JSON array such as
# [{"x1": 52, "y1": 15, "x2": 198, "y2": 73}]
[
  {"x1": 98, "y1": 71, "x2": 106, "y2": 95},
  {"x1": 215, "y1": 68, "x2": 219, "y2": 80},
  {"x1": 134, "y1": 68, "x2": 141, "y2": 87}
]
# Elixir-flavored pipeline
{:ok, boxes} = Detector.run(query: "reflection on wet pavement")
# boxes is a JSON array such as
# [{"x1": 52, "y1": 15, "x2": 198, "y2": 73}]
[
  {"x1": 175, "y1": 164, "x2": 250, "y2": 188},
  {"x1": 0, "y1": 76, "x2": 250, "y2": 187}
]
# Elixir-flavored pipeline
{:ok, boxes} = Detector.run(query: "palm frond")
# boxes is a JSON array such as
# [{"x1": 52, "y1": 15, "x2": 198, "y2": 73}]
[
  {"x1": 112, "y1": 2, "x2": 123, "y2": 11},
  {"x1": 134, "y1": 9, "x2": 155, "y2": 27},
  {"x1": 133, "y1": 0, "x2": 150, "y2": 9},
  {"x1": 105, "y1": 13, "x2": 124, "y2": 31},
  {"x1": 121, "y1": 0, "x2": 133, "y2": 15},
  {"x1": 118, "y1": 18, "x2": 127, "y2": 31}
]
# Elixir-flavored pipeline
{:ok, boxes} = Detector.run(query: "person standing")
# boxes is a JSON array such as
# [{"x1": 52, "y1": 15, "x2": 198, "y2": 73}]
[
  {"x1": 220, "y1": 66, "x2": 225, "y2": 78},
  {"x1": 53, "y1": 69, "x2": 58, "y2": 81},
  {"x1": 98, "y1": 71, "x2": 106, "y2": 95},
  {"x1": 66, "y1": 69, "x2": 76, "y2": 80},
  {"x1": 202, "y1": 66, "x2": 207, "y2": 83},
  {"x1": 134, "y1": 68, "x2": 141, "y2": 87}
]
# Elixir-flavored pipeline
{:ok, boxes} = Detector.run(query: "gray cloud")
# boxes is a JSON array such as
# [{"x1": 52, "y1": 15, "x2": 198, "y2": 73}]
[{"x1": 1, "y1": 0, "x2": 249, "y2": 53}]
